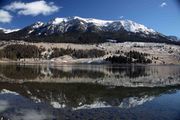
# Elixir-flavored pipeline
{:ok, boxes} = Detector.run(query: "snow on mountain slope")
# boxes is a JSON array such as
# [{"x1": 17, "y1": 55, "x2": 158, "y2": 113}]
[
  {"x1": 72, "y1": 16, "x2": 113, "y2": 26},
  {"x1": 51, "y1": 18, "x2": 67, "y2": 25},
  {"x1": 27, "y1": 21, "x2": 44, "y2": 34},
  {"x1": 120, "y1": 20, "x2": 155, "y2": 34},
  {"x1": 0, "y1": 28, "x2": 20, "y2": 33},
  {"x1": 31, "y1": 21, "x2": 44, "y2": 29},
  {"x1": 25, "y1": 16, "x2": 157, "y2": 35},
  {"x1": 49, "y1": 16, "x2": 113, "y2": 26}
]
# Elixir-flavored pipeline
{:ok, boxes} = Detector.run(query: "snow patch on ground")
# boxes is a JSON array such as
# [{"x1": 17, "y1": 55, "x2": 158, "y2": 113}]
[
  {"x1": 0, "y1": 89, "x2": 19, "y2": 95},
  {"x1": 51, "y1": 102, "x2": 66, "y2": 109}
]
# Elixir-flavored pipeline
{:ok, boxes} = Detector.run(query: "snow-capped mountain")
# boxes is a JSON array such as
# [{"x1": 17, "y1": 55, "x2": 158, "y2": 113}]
[
  {"x1": 0, "y1": 28, "x2": 19, "y2": 34},
  {"x1": 2, "y1": 16, "x2": 179, "y2": 44},
  {"x1": 22, "y1": 16, "x2": 157, "y2": 36}
]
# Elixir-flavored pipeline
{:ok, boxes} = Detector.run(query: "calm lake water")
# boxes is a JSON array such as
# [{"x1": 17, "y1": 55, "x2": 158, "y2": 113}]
[{"x1": 0, "y1": 64, "x2": 180, "y2": 120}]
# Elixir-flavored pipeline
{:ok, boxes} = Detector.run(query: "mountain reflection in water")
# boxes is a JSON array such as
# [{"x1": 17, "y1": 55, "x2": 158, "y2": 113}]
[
  {"x1": 0, "y1": 64, "x2": 180, "y2": 120},
  {"x1": 0, "y1": 82, "x2": 180, "y2": 120}
]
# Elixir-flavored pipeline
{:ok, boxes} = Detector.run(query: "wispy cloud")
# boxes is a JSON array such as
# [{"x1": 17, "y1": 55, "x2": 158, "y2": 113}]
[
  {"x1": 120, "y1": 16, "x2": 124, "y2": 19},
  {"x1": 160, "y1": 2, "x2": 167, "y2": 8},
  {"x1": 4, "y1": 0, "x2": 60, "y2": 16},
  {"x1": 0, "y1": 9, "x2": 12, "y2": 23}
]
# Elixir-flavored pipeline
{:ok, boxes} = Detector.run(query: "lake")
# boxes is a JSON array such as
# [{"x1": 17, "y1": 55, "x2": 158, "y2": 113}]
[{"x1": 0, "y1": 64, "x2": 180, "y2": 120}]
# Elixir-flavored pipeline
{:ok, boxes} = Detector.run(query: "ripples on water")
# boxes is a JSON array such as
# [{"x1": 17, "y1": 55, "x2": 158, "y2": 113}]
[{"x1": 0, "y1": 64, "x2": 180, "y2": 120}]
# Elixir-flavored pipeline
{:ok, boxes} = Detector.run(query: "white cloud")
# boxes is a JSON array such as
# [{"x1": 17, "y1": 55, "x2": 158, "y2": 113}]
[
  {"x1": 120, "y1": 16, "x2": 124, "y2": 19},
  {"x1": 0, "y1": 9, "x2": 12, "y2": 23},
  {"x1": 160, "y1": 2, "x2": 167, "y2": 8},
  {"x1": 4, "y1": 0, "x2": 59, "y2": 16}
]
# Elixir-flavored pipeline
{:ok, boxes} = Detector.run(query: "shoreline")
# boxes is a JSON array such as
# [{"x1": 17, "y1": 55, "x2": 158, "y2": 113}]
[{"x1": 0, "y1": 59, "x2": 179, "y2": 66}]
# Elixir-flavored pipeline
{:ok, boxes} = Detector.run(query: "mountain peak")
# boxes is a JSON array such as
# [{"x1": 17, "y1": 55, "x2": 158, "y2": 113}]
[
  {"x1": 50, "y1": 18, "x2": 68, "y2": 25},
  {"x1": 31, "y1": 21, "x2": 44, "y2": 28}
]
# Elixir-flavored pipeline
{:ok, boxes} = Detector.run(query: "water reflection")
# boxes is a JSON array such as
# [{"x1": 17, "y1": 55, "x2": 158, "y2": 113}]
[
  {"x1": 0, "y1": 82, "x2": 178, "y2": 109},
  {"x1": 0, "y1": 82, "x2": 180, "y2": 120},
  {"x1": 0, "y1": 64, "x2": 179, "y2": 87},
  {"x1": 0, "y1": 64, "x2": 180, "y2": 119}
]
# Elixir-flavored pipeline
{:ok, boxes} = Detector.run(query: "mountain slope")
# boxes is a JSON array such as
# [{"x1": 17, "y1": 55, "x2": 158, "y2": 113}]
[{"x1": 0, "y1": 28, "x2": 19, "y2": 34}]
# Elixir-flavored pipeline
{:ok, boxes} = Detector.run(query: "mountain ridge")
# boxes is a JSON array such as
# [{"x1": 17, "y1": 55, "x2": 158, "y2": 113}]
[
  {"x1": 0, "y1": 28, "x2": 20, "y2": 34},
  {"x1": 24, "y1": 16, "x2": 157, "y2": 35},
  {"x1": 0, "y1": 16, "x2": 179, "y2": 44}
]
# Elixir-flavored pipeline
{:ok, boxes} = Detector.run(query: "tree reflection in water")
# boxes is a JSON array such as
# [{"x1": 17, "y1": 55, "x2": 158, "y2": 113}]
[{"x1": 0, "y1": 64, "x2": 159, "y2": 80}]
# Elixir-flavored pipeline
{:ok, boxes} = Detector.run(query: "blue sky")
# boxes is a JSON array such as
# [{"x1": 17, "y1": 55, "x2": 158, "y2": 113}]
[{"x1": 0, "y1": 0, "x2": 180, "y2": 37}]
